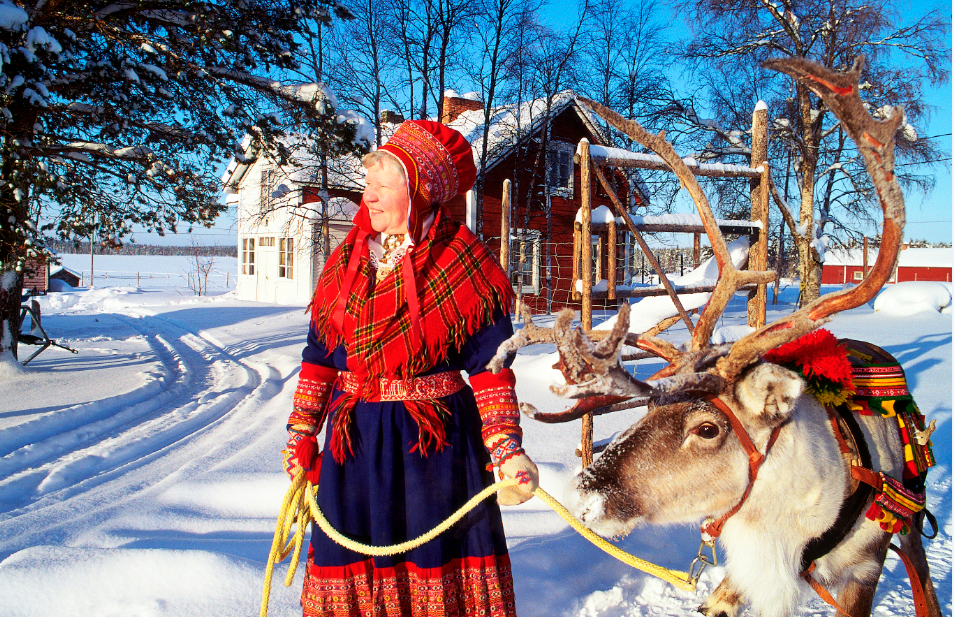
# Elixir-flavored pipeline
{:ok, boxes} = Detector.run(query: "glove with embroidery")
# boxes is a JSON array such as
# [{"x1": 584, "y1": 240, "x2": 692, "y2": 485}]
[
  {"x1": 471, "y1": 368, "x2": 539, "y2": 506},
  {"x1": 489, "y1": 435, "x2": 539, "y2": 505},
  {"x1": 283, "y1": 362, "x2": 338, "y2": 483}
]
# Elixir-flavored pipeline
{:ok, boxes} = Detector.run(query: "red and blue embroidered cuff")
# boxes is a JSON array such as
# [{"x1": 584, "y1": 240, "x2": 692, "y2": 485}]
[{"x1": 471, "y1": 368, "x2": 522, "y2": 449}]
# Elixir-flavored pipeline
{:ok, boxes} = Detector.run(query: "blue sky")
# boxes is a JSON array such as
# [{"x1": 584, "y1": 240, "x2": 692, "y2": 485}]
[{"x1": 135, "y1": 0, "x2": 951, "y2": 248}]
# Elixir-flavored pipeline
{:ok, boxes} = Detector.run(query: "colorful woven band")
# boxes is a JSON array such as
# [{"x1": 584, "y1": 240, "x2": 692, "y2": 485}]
[
  {"x1": 471, "y1": 369, "x2": 522, "y2": 444},
  {"x1": 865, "y1": 471, "x2": 926, "y2": 534},
  {"x1": 337, "y1": 370, "x2": 466, "y2": 402},
  {"x1": 851, "y1": 363, "x2": 910, "y2": 398},
  {"x1": 487, "y1": 434, "x2": 524, "y2": 467}
]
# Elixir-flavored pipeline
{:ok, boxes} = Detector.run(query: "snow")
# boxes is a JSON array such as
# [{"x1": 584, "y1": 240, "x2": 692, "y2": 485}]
[
  {"x1": 0, "y1": 255, "x2": 950, "y2": 617},
  {"x1": 874, "y1": 281, "x2": 952, "y2": 315},
  {"x1": 631, "y1": 213, "x2": 762, "y2": 230},
  {"x1": 583, "y1": 143, "x2": 761, "y2": 177},
  {"x1": 575, "y1": 205, "x2": 617, "y2": 225},
  {"x1": 594, "y1": 237, "x2": 750, "y2": 334},
  {"x1": 0, "y1": 1, "x2": 28, "y2": 31}
]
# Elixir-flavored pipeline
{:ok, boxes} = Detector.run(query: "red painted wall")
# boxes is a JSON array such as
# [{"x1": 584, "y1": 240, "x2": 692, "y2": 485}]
[{"x1": 821, "y1": 264, "x2": 951, "y2": 284}]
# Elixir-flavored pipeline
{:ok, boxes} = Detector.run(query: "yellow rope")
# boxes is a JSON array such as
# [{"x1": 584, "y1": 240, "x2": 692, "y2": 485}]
[
  {"x1": 529, "y1": 485, "x2": 695, "y2": 592},
  {"x1": 261, "y1": 472, "x2": 695, "y2": 617}
]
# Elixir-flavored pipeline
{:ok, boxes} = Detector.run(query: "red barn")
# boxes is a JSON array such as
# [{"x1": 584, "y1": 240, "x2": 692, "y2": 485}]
[{"x1": 822, "y1": 246, "x2": 952, "y2": 285}]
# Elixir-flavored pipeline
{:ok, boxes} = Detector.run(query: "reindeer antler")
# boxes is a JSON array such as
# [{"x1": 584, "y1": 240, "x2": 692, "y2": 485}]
[
  {"x1": 714, "y1": 56, "x2": 905, "y2": 379},
  {"x1": 528, "y1": 57, "x2": 905, "y2": 408},
  {"x1": 578, "y1": 97, "x2": 777, "y2": 351}
]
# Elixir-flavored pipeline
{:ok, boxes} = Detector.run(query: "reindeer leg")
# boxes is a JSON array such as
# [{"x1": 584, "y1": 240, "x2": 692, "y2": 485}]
[
  {"x1": 894, "y1": 512, "x2": 943, "y2": 617},
  {"x1": 699, "y1": 576, "x2": 744, "y2": 617},
  {"x1": 832, "y1": 531, "x2": 890, "y2": 617}
]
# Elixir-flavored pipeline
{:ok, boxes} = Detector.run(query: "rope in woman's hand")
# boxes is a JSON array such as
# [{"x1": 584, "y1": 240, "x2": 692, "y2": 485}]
[{"x1": 261, "y1": 471, "x2": 695, "y2": 617}]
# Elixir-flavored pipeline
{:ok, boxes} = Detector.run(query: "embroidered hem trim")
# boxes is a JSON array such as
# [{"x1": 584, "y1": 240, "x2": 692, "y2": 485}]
[
  {"x1": 338, "y1": 371, "x2": 466, "y2": 402},
  {"x1": 303, "y1": 554, "x2": 517, "y2": 617}
]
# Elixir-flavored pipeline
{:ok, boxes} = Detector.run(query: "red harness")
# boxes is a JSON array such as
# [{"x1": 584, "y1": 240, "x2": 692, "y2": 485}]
[{"x1": 700, "y1": 396, "x2": 782, "y2": 540}]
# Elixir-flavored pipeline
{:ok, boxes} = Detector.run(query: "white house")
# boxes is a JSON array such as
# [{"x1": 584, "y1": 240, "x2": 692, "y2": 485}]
[{"x1": 221, "y1": 137, "x2": 369, "y2": 304}]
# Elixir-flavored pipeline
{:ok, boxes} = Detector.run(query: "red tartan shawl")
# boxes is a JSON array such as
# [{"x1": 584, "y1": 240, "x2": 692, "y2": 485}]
[{"x1": 310, "y1": 207, "x2": 515, "y2": 460}]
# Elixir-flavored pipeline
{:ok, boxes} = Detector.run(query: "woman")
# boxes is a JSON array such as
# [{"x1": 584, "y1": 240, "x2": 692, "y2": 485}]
[{"x1": 283, "y1": 119, "x2": 538, "y2": 617}]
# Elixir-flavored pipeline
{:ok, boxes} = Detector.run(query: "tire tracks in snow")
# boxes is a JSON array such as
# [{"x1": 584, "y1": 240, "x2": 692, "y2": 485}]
[{"x1": 0, "y1": 308, "x2": 284, "y2": 559}]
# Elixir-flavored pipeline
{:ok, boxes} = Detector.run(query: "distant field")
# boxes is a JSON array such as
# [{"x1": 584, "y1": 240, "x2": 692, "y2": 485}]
[{"x1": 56, "y1": 253, "x2": 237, "y2": 293}]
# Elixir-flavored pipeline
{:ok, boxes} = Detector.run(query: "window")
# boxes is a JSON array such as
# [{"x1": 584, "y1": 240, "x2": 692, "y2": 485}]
[
  {"x1": 590, "y1": 235, "x2": 602, "y2": 282},
  {"x1": 280, "y1": 237, "x2": 294, "y2": 279},
  {"x1": 548, "y1": 142, "x2": 574, "y2": 196},
  {"x1": 852, "y1": 270, "x2": 864, "y2": 281},
  {"x1": 509, "y1": 229, "x2": 541, "y2": 295},
  {"x1": 260, "y1": 169, "x2": 279, "y2": 213},
  {"x1": 241, "y1": 238, "x2": 255, "y2": 275},
  {"x1": 259, "y1": 236, "x2": 275, "y2": 247}
]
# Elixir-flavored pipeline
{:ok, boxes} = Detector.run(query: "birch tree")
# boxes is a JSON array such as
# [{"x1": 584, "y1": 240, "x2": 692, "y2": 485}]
[
  {"x1": 672, "y1": 0, "x2": 949, "y2": 304},
  {"x1": 0, "y1": 0, "x2": 368, "y2": 363},
  {"x1": 467, "y1": 0, "x2": 543, "y2": 235}
]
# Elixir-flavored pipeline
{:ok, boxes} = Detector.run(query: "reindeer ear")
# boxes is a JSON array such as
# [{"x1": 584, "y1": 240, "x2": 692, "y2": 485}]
[{"x1": 734, "y1": 362, "x2": 805, "y2": 426}]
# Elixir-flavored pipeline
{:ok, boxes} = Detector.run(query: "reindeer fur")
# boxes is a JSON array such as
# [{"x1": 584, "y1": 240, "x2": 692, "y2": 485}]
[{"x1": 568, "y1": 362, "x2": 940, "y2": 617}]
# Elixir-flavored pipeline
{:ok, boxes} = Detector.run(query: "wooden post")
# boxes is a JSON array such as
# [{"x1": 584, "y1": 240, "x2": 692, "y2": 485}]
[
  {"x1": 500, "y1": 179, "x2": 511, "y2": 274},
  {"x1": 607, "y1": 218, "x2": 616, "y2": 300},
  {"x1": 747, "y1": 102, "x2": 769, "y2": 328},
  {"x1": 863, "y1": 235, "x2": 869, "y2": 278},
  {"x1": 572, "y1": 224, "x2": 581, "y2": 301},
  {"x1": 580, "y1": 139, "x2": 593, "y2": 331},
  {"x1": 693, "y1": 233, "x2": 701, "y2": 268},
  {"x1": 578, "y1": 139, "x2": 593, "y2": 468}
]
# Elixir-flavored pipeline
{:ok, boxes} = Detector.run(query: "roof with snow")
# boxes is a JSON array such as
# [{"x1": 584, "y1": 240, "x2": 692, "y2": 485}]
[
  {"x1": 221, "y1": 133, "x2": 369, "y2": 195},
  {"x1": 445, "y1": 90, "x2": 608, "y2": 173},
  {"x1": 221, "y1": 90, "x2": 654, "y2": 201}
]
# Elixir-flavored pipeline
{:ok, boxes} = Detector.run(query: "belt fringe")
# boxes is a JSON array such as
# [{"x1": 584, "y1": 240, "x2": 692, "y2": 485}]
[{"x1": 329, "y1": 371, "x2": 465, "y2": 463}]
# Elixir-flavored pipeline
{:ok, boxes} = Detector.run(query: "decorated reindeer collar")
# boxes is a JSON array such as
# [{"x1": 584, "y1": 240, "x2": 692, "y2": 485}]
[{"x1": 761, "y1": 329, "x2": 855, "y2": 407}]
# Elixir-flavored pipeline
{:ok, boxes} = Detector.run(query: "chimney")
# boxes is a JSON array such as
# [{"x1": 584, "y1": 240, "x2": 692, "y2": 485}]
[
  {"x1": 380, "y1": 109, "x2": 405, "y2": 125},
  {"x1": 440, "y1": 90, "x2": 483, "y2": 124}
]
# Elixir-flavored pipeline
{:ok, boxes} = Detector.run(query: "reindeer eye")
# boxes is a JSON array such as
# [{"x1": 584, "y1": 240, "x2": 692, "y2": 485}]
[{"x1": 692, "y1": 422, "x2": 721, "y2": 439}]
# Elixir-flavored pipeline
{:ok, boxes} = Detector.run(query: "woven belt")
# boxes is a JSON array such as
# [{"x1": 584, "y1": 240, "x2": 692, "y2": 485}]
[{"x1": 338, "y1": 371, "x2": 466, "y2": 401}]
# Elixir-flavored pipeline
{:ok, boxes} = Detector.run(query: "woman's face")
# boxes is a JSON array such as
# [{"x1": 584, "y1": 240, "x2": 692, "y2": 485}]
[{"x1": 363, "y1": 161, "x2": 410, "y2": 235}]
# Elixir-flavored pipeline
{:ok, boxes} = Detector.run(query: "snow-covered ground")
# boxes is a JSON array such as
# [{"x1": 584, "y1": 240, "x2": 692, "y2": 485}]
[
  {"x1": 55, "y1": 253, "x2": 236, "y2": 294},
  {"x1": 0, "y1": 258, "x2": 950, "y2": 617}
]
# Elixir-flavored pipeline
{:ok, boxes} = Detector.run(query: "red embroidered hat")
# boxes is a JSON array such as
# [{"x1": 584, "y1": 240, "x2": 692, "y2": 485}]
[{"x1": 377, "y1": 120, "x2": 476, "y2": 241}]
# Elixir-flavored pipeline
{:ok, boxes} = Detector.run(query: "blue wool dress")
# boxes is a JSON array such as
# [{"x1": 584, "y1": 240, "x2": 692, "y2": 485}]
[{"x1": 299, "y1": 311, "x2": 518, "y2": 617}]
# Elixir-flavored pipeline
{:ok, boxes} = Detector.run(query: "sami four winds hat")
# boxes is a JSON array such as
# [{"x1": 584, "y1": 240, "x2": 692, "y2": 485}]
[{"x1": 354, "y1": 120, "x2": 477, "y2": 242}]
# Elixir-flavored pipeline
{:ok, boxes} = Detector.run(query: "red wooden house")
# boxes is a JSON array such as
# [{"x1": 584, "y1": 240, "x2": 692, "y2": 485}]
[{"x1": 440, "y1": 91, "x2": 643, "y2": 314}]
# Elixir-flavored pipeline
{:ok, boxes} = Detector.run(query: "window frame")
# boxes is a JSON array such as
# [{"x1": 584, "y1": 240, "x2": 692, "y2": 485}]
[
  {"x1": 547, "y1": 141, "x2": 575, "y2": 198},
  {"x1": 279, "y1": 237, "x2": 294, "y2": 279},
  {"x1": 509, "y1": 229, "x2": 542, "y2": 295},
  {"x1": 241, "y1": 237, "x2": 255, "y2": 275}
]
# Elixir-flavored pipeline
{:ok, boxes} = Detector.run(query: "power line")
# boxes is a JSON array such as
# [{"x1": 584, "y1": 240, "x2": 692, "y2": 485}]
[{"x1": 895, "y1": 157, "x2": 952, "y2": 167}]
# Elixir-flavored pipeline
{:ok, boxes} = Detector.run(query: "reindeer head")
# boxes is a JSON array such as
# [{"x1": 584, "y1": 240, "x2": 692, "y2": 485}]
[{"x1": 491, "y1": 56, "x2": 905, "y2": 538}]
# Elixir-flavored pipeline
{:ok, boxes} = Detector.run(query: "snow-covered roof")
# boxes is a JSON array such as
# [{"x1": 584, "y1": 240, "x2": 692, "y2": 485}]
[
  {"x1": 824, "y1": 247, "x2": 952, "y2": 268},
  {"x1": 222, "y1": 90, "x2": 649, "y2": 200},
  {"x1": 446, "y1": 90, "x2": 607, "y2": 172}
]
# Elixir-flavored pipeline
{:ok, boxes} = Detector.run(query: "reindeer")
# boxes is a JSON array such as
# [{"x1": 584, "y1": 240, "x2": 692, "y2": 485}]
[{"x1": 492, "y1": 57, "x2": 941, "y2": 617}]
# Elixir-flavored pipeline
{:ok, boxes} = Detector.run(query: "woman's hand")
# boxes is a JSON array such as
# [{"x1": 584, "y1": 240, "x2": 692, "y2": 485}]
[
  {"x1": 497, "y1": 451, "x2": 539, "y2": 506},
  {"x1": 283, "y1": 433, "x2": 322, "y2": 484}
]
